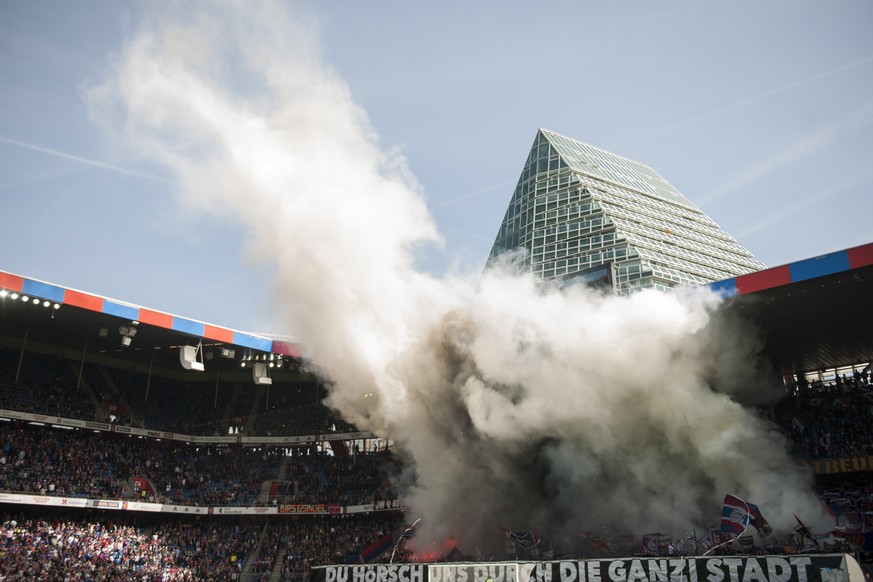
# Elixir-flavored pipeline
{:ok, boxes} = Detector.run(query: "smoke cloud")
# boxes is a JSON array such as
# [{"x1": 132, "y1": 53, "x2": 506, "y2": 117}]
[{"x1": 87, "y1": 0, "x2": 827, "y2": 550}]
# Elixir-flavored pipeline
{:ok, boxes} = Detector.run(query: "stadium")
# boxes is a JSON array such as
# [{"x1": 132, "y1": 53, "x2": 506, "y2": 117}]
[
  {"x1": 2, "y1": 122, "x2": 873, "y2": 580},
  {"x1": 4, "y1": 0, "x2": 872, "y2": 576},
  {"x1": 2, "y1": 242, "x2": 872, "y2": 580}
]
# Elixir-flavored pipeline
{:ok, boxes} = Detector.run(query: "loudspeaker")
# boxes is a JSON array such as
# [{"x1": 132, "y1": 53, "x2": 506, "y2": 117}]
[
  {"x1": 252, "y1": 362, "x2": 272, "y2": 385},
  {"x1": 180, "y1": 345, "x2": 205, "y2": 371}
]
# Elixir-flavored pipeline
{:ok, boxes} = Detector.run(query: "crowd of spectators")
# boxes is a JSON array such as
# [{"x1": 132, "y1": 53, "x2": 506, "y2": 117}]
[
  {"x1": 280, "y1": 453, "x2": 397, "y2": 507},
  {"x1": 817, "y1": 479, "x2": 873, "y2": 533},
  {"x1": 120, "y1": 440, "x2": 281, "y2": 507},
  {"x1": 251, "y1": 397, "x2": 357, "y2": 438},
  {"x1": 0, "y1": 509, "x2": 260, "y2": 580},
  {"x1": 279, "y1": 514, "x2": 405, "y2": 577},
  {"x1": 5, "y1": 345, "x2": 873, "y2": 572},
  {"x1": 0, "y1": 348, "x2": 358, "y2": 439},
  {"x1": 769, "y1": 369, "x2": 873, "y2": 460},
  {"x1": 0, "y1": 422, "x2": 391, "y2": 508},
  {"x1": 0, "y1": 348, "x2": 96, "y2": 421},
  {"x1": 0, "y1": 508, "x2": 411, "y2": 580},
  {"x1": 249, "y1": 522, "x2": 287, "y2": 580},
  {"x1": 0, "y1": 423, "x2": 124, "y2": 499},
  {"x1": 102, "y1": 366, "x2": 239, "y2": 435}
]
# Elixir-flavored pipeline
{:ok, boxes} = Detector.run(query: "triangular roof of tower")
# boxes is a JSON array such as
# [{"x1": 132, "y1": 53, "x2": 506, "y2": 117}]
[
  {"x1": 488, "y1": 128, "x2": 765, "y2": 286},
  {"x1": 537, "y1": 128, "x2": 695, "y2": 208}
]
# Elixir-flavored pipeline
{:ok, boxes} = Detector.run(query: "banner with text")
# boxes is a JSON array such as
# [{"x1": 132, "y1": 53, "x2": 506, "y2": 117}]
[
  {"x1": 0, "y1": 493, "x2": 383, "y2": 517},
  {"x1": 315, "y1": 556, "x2": 860, "y2": 582},
  {"x1": 0, "y1": 409, "x2": 375, "y2": 445},
  {"x1": 278, "y1": 503, "x2": 342, "y2": 514}
]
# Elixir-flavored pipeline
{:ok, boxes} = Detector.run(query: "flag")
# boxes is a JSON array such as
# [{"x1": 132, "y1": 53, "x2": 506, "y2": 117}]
[
  {"x1": 446, "y1": 546, "x2": 466, "y2": 562},
  {"x1": 641, "y1": 533, "x2": 660, "y2": 556},
  {"x1": 500, "y1": 527, "x2": 540, "y2": 550},
  {"x1": 833, "y1": 530, "x2": 873, "y2": 552},
  {"x1": 748, "y1": 503, "x2": 773, "y2": 537},
  {"x1": 793, "y1": 514, "x2": 818, "y2": 548},
  {"x1": 720, "y1": 494, "x2": 751, "y2": 535},
  {"x1": 346, "y1": 533, "x2": 395, "y2": 564}
]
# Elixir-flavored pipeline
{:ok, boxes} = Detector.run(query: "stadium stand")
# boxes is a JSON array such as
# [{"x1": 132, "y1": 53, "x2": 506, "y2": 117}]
[
  {"x1": 0, "y1": 347, "x2": 97, "y2": 421},
  {"x1": 4, "y1": 349, "x2": 873, "y2": 575},
  {"x1": 1, "y1": 244, "x2": 872, "y2": 577},
  {"x1": 0, "y1": 420, "x2": 400, "y2": 508},
  {"x1": 772, "y1": 370, "x2": 873, "y2": 461}
]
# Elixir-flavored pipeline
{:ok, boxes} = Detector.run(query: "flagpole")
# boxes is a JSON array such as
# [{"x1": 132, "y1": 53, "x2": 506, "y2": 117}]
[
  {"x1": 704, "y1": 495, "x2": 752, "y2": 556},
  {"x1": 390, "y1": 518, "x2": 421, "y2": 563}
]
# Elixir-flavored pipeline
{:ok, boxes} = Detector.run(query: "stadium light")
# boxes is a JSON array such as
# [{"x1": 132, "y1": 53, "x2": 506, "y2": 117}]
[
  {"x1": 119, "y1": 324, "x2": 137, "y2": 347},
  {"x1": 10, "y1": 293, "x2": 18, "y2": 300},
  {"x1": 0, "y1": 290, "x2": 7, "y2": 298},
  {"x1": 119, "y1": 326, "x2": 137, "y2": 338}
]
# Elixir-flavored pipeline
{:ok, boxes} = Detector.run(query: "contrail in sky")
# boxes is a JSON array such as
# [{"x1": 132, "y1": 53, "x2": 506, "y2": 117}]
[
  {"x1": 430, "y1": 178, "x2": 515, "y2": 210},
  {"x1": 699, "y1": 103, "x2": 873, "y2": 207},
  {"x1": 0, "y1": 134, "x2": 163, "y2": 181},
  {"x1": 734, "y1": 168, "x2": 873, "y2": 241},
  {"x1": 610, "y1": 54, "x2": 873, "y2": 149}
]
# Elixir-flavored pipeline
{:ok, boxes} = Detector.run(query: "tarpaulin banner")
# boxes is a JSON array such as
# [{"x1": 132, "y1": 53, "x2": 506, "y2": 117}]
[{"x1": 314, "y1": 555, "x2": 860, "y2": 582}]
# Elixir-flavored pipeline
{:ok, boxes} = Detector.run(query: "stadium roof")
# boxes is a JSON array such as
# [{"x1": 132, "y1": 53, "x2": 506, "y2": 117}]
[
  {"x1": 706, "y1": 242, "x2": 873, "y2": 376},
  {"x1": 0, "y1": 269, "x2": 301, "y2": 377},
  {"x1": 2, "y1": 241, "x2": 872, "y2": 379}
]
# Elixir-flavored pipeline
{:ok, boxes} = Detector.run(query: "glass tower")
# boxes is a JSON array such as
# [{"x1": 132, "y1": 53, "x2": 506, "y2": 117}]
[{"x1": 486, "y1": 129, "x2": 765, "y2": 293}]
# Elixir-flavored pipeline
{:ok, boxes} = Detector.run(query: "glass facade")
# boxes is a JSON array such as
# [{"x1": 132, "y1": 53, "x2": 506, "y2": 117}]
[{"x1": 486, "y1": 129, "x2": 765, "y2": 293}]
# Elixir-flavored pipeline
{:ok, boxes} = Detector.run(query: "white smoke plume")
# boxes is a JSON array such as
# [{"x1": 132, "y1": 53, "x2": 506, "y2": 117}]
[{"x1": 87, "y1": 0, "x2": 828, "y2": 549}]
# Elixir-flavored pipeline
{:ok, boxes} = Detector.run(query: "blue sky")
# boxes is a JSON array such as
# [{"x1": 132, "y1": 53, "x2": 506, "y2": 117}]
[{"x1": 1, "y1": 0, "x2": 871, "y2": 335}]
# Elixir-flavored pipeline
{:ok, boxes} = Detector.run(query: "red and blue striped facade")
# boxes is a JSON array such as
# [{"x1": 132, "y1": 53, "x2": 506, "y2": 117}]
[
  {"x1": 707, "y1": 242, "x2": 873, "y2": 299},
  {"x1": 0, "y1": 270, "x2": 300, "y2": 357},
  {"x1": 2, "y1": 241, "x2": 871, "y2": 356}
]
